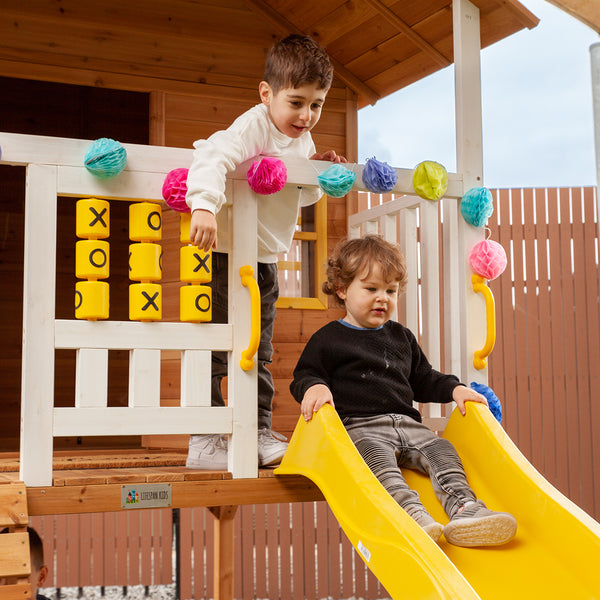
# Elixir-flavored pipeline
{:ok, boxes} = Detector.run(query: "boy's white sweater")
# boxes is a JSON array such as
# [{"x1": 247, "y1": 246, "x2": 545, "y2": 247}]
[{"x1": 185, "y1": 103, "x2": 322, "y2": 263}]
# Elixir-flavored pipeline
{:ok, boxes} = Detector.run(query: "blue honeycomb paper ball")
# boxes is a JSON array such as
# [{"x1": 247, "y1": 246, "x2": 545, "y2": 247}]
[
  {"x1": 460, "y1": 187, "x2": 494, "y2": 227},
  {"x1": 362, "y1": 157, "x2": 398, "y2": 193},
  {"x1": 470, "y1": 382, "x2": 502, "y2": 423},
  {"x1": 84, "y1": 138, "x2": 127, "y2": 179}
]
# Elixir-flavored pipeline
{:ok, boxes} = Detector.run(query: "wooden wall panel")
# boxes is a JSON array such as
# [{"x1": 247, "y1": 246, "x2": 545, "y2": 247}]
[
  {"x1": 0, "y1": 80, "x2": 148, "y2": 451},
  {"x1": 0, "y1": 6, "x2": 354, "y2": 450},
  {"x1": 155, "y1": 85, "x2": 352, "y2": 443}
]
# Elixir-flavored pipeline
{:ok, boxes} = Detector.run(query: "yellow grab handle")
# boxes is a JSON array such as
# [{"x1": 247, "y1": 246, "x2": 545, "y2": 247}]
[
  {"x1": 471, "y1": 273, "x2": 496, "y2": 370},
  {"x1": 239, "y1": 265, "x2": 261, "y2": 371}
]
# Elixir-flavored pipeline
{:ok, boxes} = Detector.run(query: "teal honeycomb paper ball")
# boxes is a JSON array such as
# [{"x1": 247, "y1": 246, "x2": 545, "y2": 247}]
[
  {"x1": 84, "y1": 138, "x2": 127, "y2": 179},
  {"x1": 460, "y1": 187, "x2": 494, "y2": 227},
  {"x1": 317, "y1": 164, "x2": 356, "y2": 198}
]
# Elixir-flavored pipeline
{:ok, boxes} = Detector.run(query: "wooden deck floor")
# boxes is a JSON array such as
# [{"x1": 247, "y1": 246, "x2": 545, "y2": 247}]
[{"x1": 0, "y1": 450, "x2": 323, "y2": 515}]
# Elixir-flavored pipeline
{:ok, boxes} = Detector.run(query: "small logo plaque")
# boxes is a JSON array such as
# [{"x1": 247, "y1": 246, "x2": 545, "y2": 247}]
[{"x1": 121, "y1": 483, "x2": 172, "y2": 509}]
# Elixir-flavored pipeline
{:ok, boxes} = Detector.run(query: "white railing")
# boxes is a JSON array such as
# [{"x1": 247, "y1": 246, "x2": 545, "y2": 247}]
[
  {"x1": 2, "y1": 130, "x2": 477, "y2": 483},
  {"x1": 348, "y1": 187, "x2": 471, "y2": 430},
  {"x1": 2, "y1": 132, "x2": 262, "y2": 486}
]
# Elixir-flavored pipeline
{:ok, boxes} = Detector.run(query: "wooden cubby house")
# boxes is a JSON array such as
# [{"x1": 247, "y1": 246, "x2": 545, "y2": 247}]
[{"x1": 8, "y1": 1, "x2": 600, "y2": 599}]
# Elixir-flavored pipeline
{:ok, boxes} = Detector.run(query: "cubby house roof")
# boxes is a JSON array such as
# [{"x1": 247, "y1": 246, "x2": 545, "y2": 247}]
[
  {"x1": 548, "y1": 0, "x2": 600, "y2": 33},
  {"x1": 246, "y1": 0, "x2": 540, "y2": 107},
  {"x1": 0, "y1": 1, "x2": 539, "y2": 108}
]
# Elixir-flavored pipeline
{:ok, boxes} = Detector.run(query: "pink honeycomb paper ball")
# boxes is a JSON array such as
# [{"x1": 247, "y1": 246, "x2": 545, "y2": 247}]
[
  {"x1": 162, "y1": 168, "x2": 190, "y2": 212},
  {"x1": 247, "y1": 157, "x2": 287, "y2": 195},
  {"x1": 469, "y1": 239, "x2": 507, "y2": 280}
]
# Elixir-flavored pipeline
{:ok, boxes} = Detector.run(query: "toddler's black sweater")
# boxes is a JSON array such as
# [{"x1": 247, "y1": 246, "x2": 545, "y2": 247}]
[{"x1": 290, "y1": 320, "x2": 461, "y2": 422}]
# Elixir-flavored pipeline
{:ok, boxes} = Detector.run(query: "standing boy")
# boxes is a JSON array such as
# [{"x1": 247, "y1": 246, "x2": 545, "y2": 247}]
[
  {"x1": 185, "y1": 34, "x2": 346, "y2": 469},
  {"x1": 290, "y1": 236, "x2": 517, "y2": 546}
]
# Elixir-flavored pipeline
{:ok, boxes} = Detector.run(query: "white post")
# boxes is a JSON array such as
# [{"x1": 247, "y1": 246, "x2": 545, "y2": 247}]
[
  {"x1": 227, "y1": 181, "x2": 259, "y2": 478},
  {"x1": 591, "y1": 42, "x2": 600, "y2": 195},
  {"x1": 20, "y1": 164, "x2": 58, "y2": 486},
  {"x1": 453, "y1": 0, "x2": 487, "y2": 386}
]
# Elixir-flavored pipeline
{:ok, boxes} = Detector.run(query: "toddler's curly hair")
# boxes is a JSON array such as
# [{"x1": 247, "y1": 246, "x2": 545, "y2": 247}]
[{"x1": 323, "y1": 235, "x2": 408, "y2": 307}]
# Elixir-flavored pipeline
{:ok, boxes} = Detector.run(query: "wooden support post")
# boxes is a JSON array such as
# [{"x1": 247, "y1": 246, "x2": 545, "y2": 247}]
[
  {"x1": 452, "y1": 0, "x2": 486, "y2": 385},
  {"x1": 149, "y1": 91, "x2": 166, "y2": 147},
  {"x1": 208, "y1": 505, "x2": 239, "y2": 600}
]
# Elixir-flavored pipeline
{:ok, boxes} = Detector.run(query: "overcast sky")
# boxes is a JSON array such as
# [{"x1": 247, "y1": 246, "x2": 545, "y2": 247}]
[{"x1": 358, "y1": 0, "x2": 599, "y2": 189}]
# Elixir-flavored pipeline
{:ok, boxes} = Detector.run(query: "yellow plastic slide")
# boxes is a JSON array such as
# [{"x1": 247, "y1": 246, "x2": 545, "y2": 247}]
[{"x1": 275, "y1": 403, "x2": 600, "y2": 599}]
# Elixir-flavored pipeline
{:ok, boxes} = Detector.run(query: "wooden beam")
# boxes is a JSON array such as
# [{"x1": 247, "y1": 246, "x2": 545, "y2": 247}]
[
  {"x1": 209, "y1": 506, "x2": 239, "y2": 600},
  {"x1": 362, "y1": 0, "x2": 451, "y2": 68},
  {"x1": 491, "y1": 0, "x2": 542, "y2": 30},
  {"x1": 26, "y1": 474, "x2": 323, "y2": 515},
  {"x1": 242, "y1": 0, "x2": 381, "y2": 106}
]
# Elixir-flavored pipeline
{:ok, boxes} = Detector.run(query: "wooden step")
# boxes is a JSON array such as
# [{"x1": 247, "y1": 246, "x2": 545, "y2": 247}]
[{"x1": 0, "y1": 482, "x2": 32, "y2": 598}]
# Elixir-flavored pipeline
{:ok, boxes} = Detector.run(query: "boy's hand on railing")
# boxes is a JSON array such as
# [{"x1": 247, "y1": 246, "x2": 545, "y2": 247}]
[
  {"x1": 190, "y1": 209, "x2": 218, "y2": 251},
  {"x1": 310, "y1": 150, "x2": 348, "y2": 163},
  {"x1": 301, "y1": 384, "x2": 335, "y2": 422}
]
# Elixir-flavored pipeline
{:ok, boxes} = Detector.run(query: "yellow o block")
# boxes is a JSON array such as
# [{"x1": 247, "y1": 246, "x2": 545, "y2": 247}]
[
  {"x1": 76, "y1": 239, "x2": 109, "y2": 280},
  {"x1": 129, "y1": 202, "x2": 162, "y2": 242},
  {"x1": 75, "y1": 280, "x2": 109, "y2": 320},
  {"x1": 179, "y1": 212, "x2": 191, "y2": 244},
  {"x1": 129, "y1": 243, "x2": 162, "y2": 282},
  {"x1": 76, "y1": 198, "x2": 110, "y2": 239},
  {"x1": 180, "y1": 246, "x2": 211, "y2": 283},
  {"x1": 180, "y1": 285, "x2": 212, "y2": 322},
  {"x1": 129, "y1": 283, "x2": 162, "y2": 321}
]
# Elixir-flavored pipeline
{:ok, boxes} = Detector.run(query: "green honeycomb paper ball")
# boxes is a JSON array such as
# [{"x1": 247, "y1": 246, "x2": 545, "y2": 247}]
[{"x1": 412, "y1": 161, "x2": 448, "y2": 201}]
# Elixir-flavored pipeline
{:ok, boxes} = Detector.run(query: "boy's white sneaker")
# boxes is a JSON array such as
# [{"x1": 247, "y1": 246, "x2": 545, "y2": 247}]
[
  {"x1": 186, "y1": 434, "x2": 228, "y2": 470},
  {"x1": 258, "y1": 429, "x2": 288, "y2": 466}
]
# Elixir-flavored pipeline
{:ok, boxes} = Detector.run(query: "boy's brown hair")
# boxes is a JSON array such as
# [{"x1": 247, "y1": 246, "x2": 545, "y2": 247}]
[
  {"x1": 323, "y1": 235, "x2": 408, "y2": 307},
  {"x1": 264, "y1": 34, "x2": 333, "y2": 93}
]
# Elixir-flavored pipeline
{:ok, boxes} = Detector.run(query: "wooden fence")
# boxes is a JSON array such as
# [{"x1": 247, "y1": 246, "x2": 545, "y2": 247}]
[
  {"x1": 488, "y1": 186, "x2": 600, "y2": 521},
  {"x1": 30, "y1": 186, "x2": 600, "y2": 598},
  {"x1": 31, "y1": 503, "x2": 384, "y2": 599}
]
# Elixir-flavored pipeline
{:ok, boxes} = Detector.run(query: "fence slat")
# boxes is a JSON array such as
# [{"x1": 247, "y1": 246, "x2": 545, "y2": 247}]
[
  {"x1": 560, "y1": 188, "x2": 582, "y2": 506},
  {"x1": 496, "y1": 189, "x2": 518, "y2": 432},
  {"x1": 278, "y1": 504, "x2": 293, "y2": 600},
  {"x1": 512, "y1": 189, "x2": 533, "y2": 456},
  {"x1": 571, "y1": 187, "x2": 595, "y2": 516},
  {"x1": 240, "y1": 505, "x2": 254, "y2": 600},
  {"x1": 315, "y1": 502, "x2": 329, "y2": 599},
  {"x1": 533, "y1": 188, "x2": 557, "y2": 483},
  {"x1": 91, "y1": 513, "x2": 104, "y2": 586},
  {"x1": 191, "y1": 508, "x2": 207, "y2": 600},
  {"x1": 78, "y1": 514, "x2": 92, "y2": 586},
  {"x1": 291, "y1": 503, "x2": 305, "y2": 600},
  {"x1": 178, "y1": 509, "x2": 193, "y2": 600},
  {"x1": 522, "y1": 188, "x2": 544, "y2": 468},
  {"x1": 302, "y1": 502, "x2": 317, "y2": 600},
  {"x1": 266, "y1": 504, "x2": 279, "y2": 599},
  {"x1": 582, "y1": 188, "x2": 600, "y2": 517},
  {"x1": 544, "y1": 188, "x2": 569, "y2": 494},
  {"x1": 233, "y1": 508, "x2": 243, "y2": 600}
]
